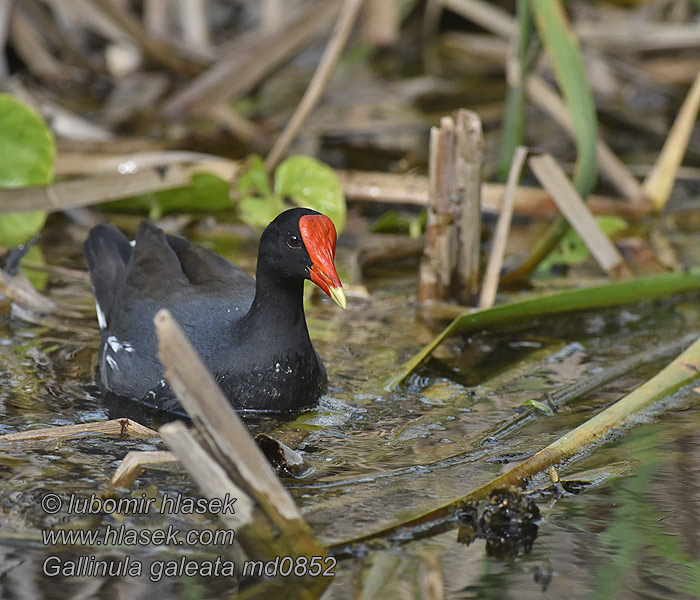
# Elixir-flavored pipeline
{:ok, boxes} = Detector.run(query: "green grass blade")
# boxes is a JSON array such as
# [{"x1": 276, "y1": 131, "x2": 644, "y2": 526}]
[
  {"x1": 502, "y1": 1, "x2": 598, "y2": 281},
  {"x1": 529, "y1": 0, "x2": 597, "y2": 197},
  {"x1": 386, "y1": 269, "x2": 700, "y2": 389}
]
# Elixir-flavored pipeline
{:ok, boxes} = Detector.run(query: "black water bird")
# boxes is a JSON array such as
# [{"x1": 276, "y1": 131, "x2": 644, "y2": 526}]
[{"x1": 83, "y1": 208, "x2": 346, "y2": 413}]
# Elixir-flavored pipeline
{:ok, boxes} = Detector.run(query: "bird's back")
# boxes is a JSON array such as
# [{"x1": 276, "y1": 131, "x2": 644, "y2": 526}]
[{"x1": 83, "y1": 222, "x2": 257, "y2": 402}]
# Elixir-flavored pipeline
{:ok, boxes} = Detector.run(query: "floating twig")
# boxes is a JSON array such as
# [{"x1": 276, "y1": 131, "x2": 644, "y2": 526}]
[
  {"x1": 0, "y1": 419, "x2": 159, "y2": 446},
  {"x1": 109, "y1": 450, "x2": 178, "y2": 489}
]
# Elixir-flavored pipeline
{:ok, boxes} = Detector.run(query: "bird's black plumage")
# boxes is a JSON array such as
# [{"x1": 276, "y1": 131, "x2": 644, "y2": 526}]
[{"x1": 83, "y1": 208, "x2": 342, "y2": 413}]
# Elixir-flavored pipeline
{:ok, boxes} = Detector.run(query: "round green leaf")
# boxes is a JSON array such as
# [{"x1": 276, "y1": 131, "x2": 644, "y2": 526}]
[
  {"x1": 235, "y1": 154, "x2": 271, "y2": 199},
  {"x1": 0, "y1": 94, "x2": 54, "y2": 246},
  {"x1": 274, "y1": 156, "x2": 346, "y2": 232},
  {"x1": 0, "y1": 213, "x2": 47, "y2": 248},
  {"x1": 239, "y1": 194, "x2": 287, "y2": 230},
  {"x1": 21, "y1": 244, "x2": 48, "y2": 290}
]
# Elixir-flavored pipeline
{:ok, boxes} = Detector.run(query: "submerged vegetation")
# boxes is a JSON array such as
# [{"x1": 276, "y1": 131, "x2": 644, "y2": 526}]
[{"x1": 0, "y1": 0, "x2": 699, "y2": 598}]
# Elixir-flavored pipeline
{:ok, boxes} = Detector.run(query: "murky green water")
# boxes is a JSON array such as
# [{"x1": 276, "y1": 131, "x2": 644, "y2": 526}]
[{"x1": 1, "y1": 220, "x2": 700, "y2": 598}]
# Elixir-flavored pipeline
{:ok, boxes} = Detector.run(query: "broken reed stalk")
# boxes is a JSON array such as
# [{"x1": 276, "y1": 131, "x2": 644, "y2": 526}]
[
  {"x1": 361, "y1": 0, "x2": 400, "y2": 46},
  {"x1": 335, "y1": 170, "x2": 647, "y2": 217},
  {"x1": 334, "y1": 334, "x2": 700, "y2": 555},
  {"x1": 153, "y1": 309, "x2": 326, "y2": 561},
  {"x1": 419, "y1": 109, "x2": 482, "y2": 304},
  {"x1": 440, "y1": 0, "x2": 515, "y2": 38},
  {"x1": 643, "y1": 70, "x2": 700, "y2": 212},
  {"x1": 90, "y1": 0, "x2": 205, "y2": 75},
  {"x1": 478, "y1": 146, "x2": 527, "y2": 309},
  {"x1": 439, "y1": 0, "x2": 661, "y2": 212},
  {"x1": 24, "y1": 147, "x2": 643, "y2": 219},
  {"x1": 177, "y1": 0, "x2": 212, "y2": 52},
  {"x1": 265, "y1": 0, "x2": 365, "y2": 170},
  {"x1": 54, "y1": 151, "x2": 233, "y2": 176},
  {"x1": 158, "y1": 424, "x2": 328, "y2": 600},
  {"x1": 10, "y1": 8, "x2": 66, "y2": 82},
  {"x1": 528, "y1": 153, "x2": 633, "y2": 280},
  {"x1": 158, "y1": 421, "x2": 256, "y2": 538}
]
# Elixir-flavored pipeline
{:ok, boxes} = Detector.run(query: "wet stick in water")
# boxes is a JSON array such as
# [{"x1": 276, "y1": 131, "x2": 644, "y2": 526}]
[
  {"x1": 154, "y1": 309, "x2": 328, "y2": 562},
  {"x1": 0, "y1": 419, "x2": 159, "y2": 446},
  {"x1": 333, "y1": 334, "x2": 700, "y2": 556},
  {"x1": 158, "y1": 421, "x2": 256, "y2": 545},
  {"x1": 157, "y1": 422, "x2": 328, "y2": 600},
  {"x1": 109, "y1": 450, "x2": 178, "y2": 489}
]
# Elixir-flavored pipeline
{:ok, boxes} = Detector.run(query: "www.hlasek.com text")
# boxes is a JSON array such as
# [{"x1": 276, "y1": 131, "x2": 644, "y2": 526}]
[{"x1": 42, "y1": 524, "x2": 236, "y2": 547}]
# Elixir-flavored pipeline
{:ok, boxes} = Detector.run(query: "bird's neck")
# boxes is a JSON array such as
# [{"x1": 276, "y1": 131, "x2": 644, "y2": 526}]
[{"x1": 242, "y1": 270, "x2": 310, "y2": 342}]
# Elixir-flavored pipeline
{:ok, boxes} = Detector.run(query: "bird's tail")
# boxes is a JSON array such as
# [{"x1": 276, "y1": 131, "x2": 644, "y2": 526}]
[{"x1": 83, "y1": 223, "x2": 132, "y2": 328}]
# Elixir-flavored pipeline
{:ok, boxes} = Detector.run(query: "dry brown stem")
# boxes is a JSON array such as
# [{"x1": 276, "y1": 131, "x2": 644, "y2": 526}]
[
  {"x1": 161, "y1": 0, "x2": 342, "y2": 117},
  {"x1": 265, "y1": 0, "x2": 364, "y2": 170}
]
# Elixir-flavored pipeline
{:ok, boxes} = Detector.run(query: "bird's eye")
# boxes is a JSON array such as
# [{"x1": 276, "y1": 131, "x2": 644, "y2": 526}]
[{"x1": 287, "y1": 235, "x2": 302, "y2": 249}]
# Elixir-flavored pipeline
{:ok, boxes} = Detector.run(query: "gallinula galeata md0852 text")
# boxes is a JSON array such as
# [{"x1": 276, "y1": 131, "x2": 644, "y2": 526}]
[{"x1": 83, "y1": 208, "x2": 346, "y2": 413}]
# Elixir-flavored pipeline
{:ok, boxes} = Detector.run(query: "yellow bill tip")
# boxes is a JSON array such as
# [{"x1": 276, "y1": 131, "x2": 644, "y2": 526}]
[{"x1": 329, "y1": 286, "x2": 347, "y2": 310}]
